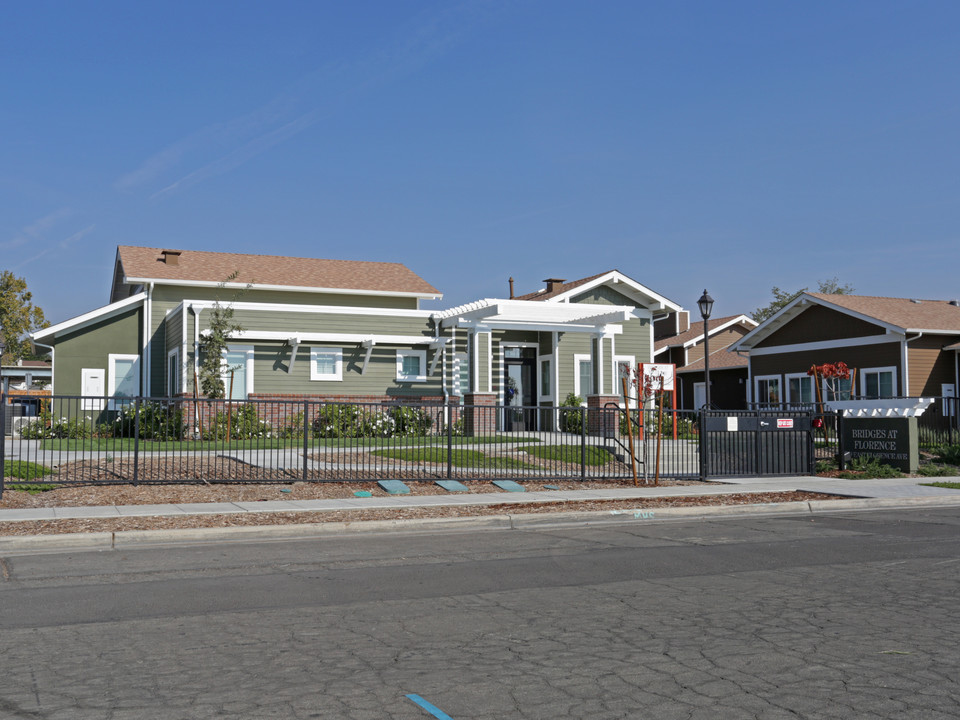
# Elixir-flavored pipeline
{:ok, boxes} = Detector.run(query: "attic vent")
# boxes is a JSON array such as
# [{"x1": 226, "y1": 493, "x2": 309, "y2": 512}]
[
  {"x1": 161, "y1": 249, "x2": 182, "y2": 266},
  {"x1": 543, "y1": 277, "x2": 567, "y2": 293},
  {"x1": 910, "y1": 299, "x2": 922, "y2": 304}
]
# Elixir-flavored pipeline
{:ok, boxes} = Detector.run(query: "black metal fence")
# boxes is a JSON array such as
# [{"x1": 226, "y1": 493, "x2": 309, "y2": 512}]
[
  {"x1": 0, "y1": 394, "x2": 657, "y2": 492},
  {"x1": 17, "y1": 393, "x2": 925, "y2": 491},
  {"x1": 700, "y1": 408, "x2": 815, "y2": 478},
  {"x1": 750, "y1": 396, "x2": 960, "y2": 449}
]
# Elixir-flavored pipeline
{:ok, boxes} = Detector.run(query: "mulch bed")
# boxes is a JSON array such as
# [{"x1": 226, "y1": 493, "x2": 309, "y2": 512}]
[
  {"x1": 0, "y1": 491, "x2": 841, "y2": 537},
  {"x1": 0, "y1": 477, "x2": 705, "y2": 509},
  {"x1": 15, "y1": 455, "x2": 641, "y2": 483}
]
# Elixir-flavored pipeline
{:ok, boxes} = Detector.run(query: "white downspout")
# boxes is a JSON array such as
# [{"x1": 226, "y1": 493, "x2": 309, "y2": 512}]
[
  {"x1": 32, "y1": 341, "x2": 55, "y2": 396},
  {"x1": 180, "y1": 303, "x2": 188, "y2": 395},
  {"x1": 142, "y1": 283, "x2": 153, "y2": 396},
  {"x1": 190, "y1": 304, "x2": 203, "y2": 393},
  {"x1": 430, "y1": 314, "x2": 448, "y2": 407},
  {"x1": 904, "y1": 332, "x2": 923, "y2": 397}
]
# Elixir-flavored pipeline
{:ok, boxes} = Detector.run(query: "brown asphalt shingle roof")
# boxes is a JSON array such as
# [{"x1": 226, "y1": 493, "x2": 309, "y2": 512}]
[
  {"x1": 116, "y1": 246, "x2": 441, "y2": 297},
  {"x1": 676, "y1": 348, "x2": 748, "y2": 373},
  {"x1": 654, "y1": 315, "x2": 753, "y2": 351},
  {"x1": 513, "y1": 272, "x2": 611, "y2": 301},
  {"x1": 806, "y1": 292, "x2": 960, "y2": 332}
]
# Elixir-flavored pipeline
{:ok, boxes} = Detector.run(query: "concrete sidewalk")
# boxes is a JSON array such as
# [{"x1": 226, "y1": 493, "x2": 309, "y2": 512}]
[{"x1": 1, "y1": 475, "x2": 958, "y2": 524}]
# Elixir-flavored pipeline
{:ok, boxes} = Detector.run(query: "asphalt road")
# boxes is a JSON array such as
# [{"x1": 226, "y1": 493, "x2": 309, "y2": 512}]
[{"x1": 0, "y1": 508, "x2": 958, "y2": 719}]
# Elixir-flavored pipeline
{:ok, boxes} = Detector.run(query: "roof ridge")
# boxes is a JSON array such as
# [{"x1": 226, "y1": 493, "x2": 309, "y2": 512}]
[
  {"x1": 118, "y1": 245, "x2": 412, "y2": 268},
  {"x1": 807, "y1": 291, "x2": 956, "y2": 304}
]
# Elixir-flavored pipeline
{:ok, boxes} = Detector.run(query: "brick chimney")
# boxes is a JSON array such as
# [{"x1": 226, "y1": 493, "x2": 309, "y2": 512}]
[
  {"x1": 543, "y1": 278, "x2": 566, "y2": 293},
  {"x1": 509, "y1": 277, "x2": 515, "y2": 299},
  {"x1": 161, "y1": 249, "x2": 182, "y2": 266}
]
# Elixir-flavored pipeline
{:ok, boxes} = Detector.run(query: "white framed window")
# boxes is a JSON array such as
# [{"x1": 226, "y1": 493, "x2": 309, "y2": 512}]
[
  {"x1": 786, "y1": 373, "x2": 814, "y2": 405},
  {"x1": 613, "y1": 355, "x2": 635, "y2": 396},
  {"x1": 454, "y1": 352, "x2": 470, "y2": 397},
  {"x1": 861, "y1": 366, "x2": 896, "y2": 399},
  {"x1": 167, "y1": 348, "x2": 181, "y2": 397},
  {"x1": 109, "y1": 354, "x2": 140, "y2": 399},
  {"x1": 574, "y1": 354, "x2": 593, "y2": 398},
  {"x1": 822, "y1": 376, "x2": 853, "y2": 402},
  {"x1": 310, "y1": 347, "x2": 343, "y2": 381},
  {"x1": 754, "y1": 375, "x2": 781, "y2": 406},
  {"x1": 397, "y1": 349, "x2": 427, "y2": 383},
  {"x1": 539, "y1": 356, "x2": 552, "y2": 399},
  {"x1": 222, "y1": 345, "x2": 254, "y2": 400}
]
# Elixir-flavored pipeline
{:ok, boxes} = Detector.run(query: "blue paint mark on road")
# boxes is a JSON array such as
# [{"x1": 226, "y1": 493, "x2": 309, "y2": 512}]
[{"x1": 405, "y1": 694, "x2": 454, "y2": 719}]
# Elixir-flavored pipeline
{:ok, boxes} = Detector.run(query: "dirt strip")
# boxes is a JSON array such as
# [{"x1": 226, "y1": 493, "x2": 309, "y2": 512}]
[{"x1": 0, "y1": 491, "x2": 840, "y2": 537}]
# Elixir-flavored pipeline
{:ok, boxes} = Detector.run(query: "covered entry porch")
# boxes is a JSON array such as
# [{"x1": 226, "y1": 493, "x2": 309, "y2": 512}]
[{"x1": 435, "y1": 299, "x2": 647, "y2": 432}]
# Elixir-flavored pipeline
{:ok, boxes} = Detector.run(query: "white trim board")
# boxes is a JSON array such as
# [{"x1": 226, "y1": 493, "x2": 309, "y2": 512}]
[
  {"x1": 32, "y1": 293, "x2": 147, "y2": 341},
  {"x1": 531, "y1": 271, "x2": 682, "y2": 313},
  {"x1": 124, "y1": 277, "x2": 441, "y2": 300},
  {"x1": 177, "y1": 299, "x2": 435, "y2": 319},
  {"x1": 744, "y1": 334, "x2": 902, "y2": 356}
]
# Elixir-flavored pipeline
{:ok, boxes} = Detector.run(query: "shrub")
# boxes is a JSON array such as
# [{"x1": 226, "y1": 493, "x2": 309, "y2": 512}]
[
  {"x1": 559, "y1": 393, "x2": 584, "y2": 434},
  {"x1": 934, "y1": 444, "x2": 960, "y2": 466},
  {"x1": 916, "y1": 463, "x2": 956, "y2": 477},
  {"x1": 19, "y1": 416, "x2": 92, "y2": 439},
  {"x1": 837, "y1": 456, "x2": 902, "y2": 479},
  {"x1": 391, "y1": 406, "x2": 432, "y2": 437},
  {"x1": 279, "y1": 411, "x2": 305, "y2": 439},
  {"x1": 312, "y1": 404, "x2": 362, "y2": 438},
  {"x1": 359, "y1": 409, "x2": 397, "y2": 438},
  {"x1": 205, "y1": 404, "x2": 271, "y2": 440},
  {"x1": 114, "y1": 401, "x2": 185, "y2": 440}
]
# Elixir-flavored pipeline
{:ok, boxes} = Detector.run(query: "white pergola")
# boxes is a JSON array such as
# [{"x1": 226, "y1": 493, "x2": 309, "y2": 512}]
[{"x1": 434, "y1": 298, "x2": 640, "y2": 334}]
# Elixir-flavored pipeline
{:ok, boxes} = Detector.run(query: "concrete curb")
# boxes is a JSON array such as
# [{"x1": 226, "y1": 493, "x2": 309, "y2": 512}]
[{"x1": 2, "y1": 495, "x2": 960, "y2": 552}]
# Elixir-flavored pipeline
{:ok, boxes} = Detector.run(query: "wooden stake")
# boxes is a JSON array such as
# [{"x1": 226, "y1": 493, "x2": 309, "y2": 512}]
[
  {"x1": 654, "y1": 390, "x2": 664, "y2": 486},
  {"x1": 226, "y1": 370, "x2": 234, "y2": 441},
  {"x1": 622, "y1": 376, "x2": 639, "y2": 487},
  {"x1": 194, "y1": 371, "x2": 203, "y2": 439}
]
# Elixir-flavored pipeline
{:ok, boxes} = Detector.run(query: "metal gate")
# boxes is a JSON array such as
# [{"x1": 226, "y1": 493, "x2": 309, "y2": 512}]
[{"x1": 699, "y1": 409, "x2": 815, "y2": 479}]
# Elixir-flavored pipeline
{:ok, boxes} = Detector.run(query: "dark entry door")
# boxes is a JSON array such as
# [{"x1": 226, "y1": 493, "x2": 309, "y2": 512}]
[{"x1": 504, "y1": 348, "x2": 537, "y2": 431}]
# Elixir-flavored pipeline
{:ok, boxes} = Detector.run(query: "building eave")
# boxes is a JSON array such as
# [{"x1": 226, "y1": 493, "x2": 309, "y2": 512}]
[{"x1": 31, "y1": 293, "x2": 147, "y2": 343}]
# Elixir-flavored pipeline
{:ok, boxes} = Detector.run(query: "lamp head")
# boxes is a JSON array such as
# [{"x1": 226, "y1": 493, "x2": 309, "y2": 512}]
[{"x1": 697, "y1": 289, "x2": 714, "y2": 320}]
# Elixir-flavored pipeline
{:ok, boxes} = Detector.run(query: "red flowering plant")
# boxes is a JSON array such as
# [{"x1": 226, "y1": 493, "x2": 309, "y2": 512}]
[
  {"x1": 808, "y1": 361, "x2": 851, "y2": 402},
  {"x1": 807, "y1": 361, "x2": 853, "y2": 438}
]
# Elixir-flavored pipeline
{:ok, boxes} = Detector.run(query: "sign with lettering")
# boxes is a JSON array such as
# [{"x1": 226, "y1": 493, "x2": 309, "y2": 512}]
[
  {"x1": 841, "y1": 417, "x2": 918, "y2": 473},
  {"x1": 777, "y1": 418, "x2": 794, "y2": 429}
]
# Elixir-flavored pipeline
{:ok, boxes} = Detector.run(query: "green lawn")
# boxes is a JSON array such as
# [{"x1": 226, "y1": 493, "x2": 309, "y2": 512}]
[
  {"x1": 371, "y1": 447, "x2": 538, "y2": 469},
  {"x1": 518, "y1": 444, "x2": 613, "y2": 466},
  {"x1": 3, "y1": 460, "x2": 53, "y2": 480},
  {"x1": 920, "y1": 481, "x2": 960, "y2": 489},
  {"x1": 37, "y1": 434, "x2": 543, "y2": 452},
  {"x1": 2, "y1": 461, "x2": 56, "y2": 493}
]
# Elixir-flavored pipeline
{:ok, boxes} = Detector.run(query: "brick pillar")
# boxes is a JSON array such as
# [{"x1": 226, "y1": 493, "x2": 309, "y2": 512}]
[
  {"x1": 463, "y1": 392, "x2": 497, "y2": 436},
  {"x1": 587, "y1": 395, "x2": 620, "y2": 437}
]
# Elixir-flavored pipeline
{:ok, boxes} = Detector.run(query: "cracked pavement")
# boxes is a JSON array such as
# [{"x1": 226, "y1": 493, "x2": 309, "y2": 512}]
[{"x1": 0, "y1": 507, "x2": 958, "y2": 718}]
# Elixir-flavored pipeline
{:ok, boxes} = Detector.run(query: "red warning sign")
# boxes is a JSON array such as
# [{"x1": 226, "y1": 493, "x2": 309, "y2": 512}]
[{"x1": 777, "y1": 418, "x2": 794, "y2": 429}]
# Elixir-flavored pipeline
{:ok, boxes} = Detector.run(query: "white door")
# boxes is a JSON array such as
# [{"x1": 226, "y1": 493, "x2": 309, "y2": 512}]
[
  {"x1": 81, "y1": 368, "x2": 105, "y2": 410},
  {"x1": 693, "y1": 382, "x2": 706, "y2": 409}
]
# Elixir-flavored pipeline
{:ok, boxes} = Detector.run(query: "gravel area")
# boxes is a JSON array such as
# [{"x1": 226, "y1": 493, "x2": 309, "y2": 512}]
[{"x1": 0, "y1": 484, "x2": 841, "y2": 537}]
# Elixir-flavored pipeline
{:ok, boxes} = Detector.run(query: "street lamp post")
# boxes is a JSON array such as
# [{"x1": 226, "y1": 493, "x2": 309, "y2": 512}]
[
  {"x1": 0, "y1": 340, "x2": 6, "y2": 399},
  {"x1": 697, "y1": 290, "x2": 714, "y2": 409}
]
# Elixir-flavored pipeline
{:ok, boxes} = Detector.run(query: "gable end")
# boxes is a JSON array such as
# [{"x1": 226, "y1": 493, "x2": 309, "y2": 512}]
[{"x1": 756, "y1": 304, "x2": 887, "y2": 348}]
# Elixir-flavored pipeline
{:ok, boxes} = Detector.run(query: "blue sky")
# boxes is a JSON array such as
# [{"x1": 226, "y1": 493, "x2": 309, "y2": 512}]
[{"x1": 3, "y1": 0, "x2": 959, "y2": 325}]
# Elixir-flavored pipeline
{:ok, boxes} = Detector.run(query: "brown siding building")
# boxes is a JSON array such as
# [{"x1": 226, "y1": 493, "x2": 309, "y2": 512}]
[{"x1": 732, "y1": 293, "x2": 960, "y2": 418}]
